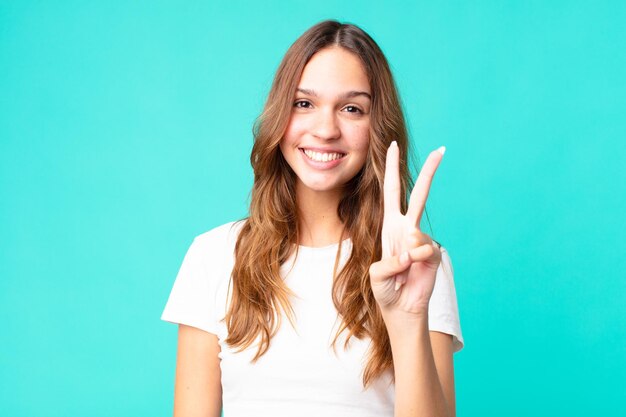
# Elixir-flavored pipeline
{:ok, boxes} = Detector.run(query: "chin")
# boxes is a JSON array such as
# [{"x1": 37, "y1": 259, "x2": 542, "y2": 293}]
[
  {"x1": 305, "y1": 183, "x2": 340, "y2": 193},
  {"x1": 298, "y1": 178, "x2": 345, "y2": 193}
]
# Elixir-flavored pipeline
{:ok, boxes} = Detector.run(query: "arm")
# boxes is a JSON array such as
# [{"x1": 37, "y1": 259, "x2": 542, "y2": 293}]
[
  {"x1": 430, "y1": 331, "x2": 456, "y2": 417},
  {"x1": 172, "y1": 324, "x2": 222, "y2": 417},
  {"x1": 383, "y1": 311, "x2": 456, "y2": 417},
  {"x1": 370, "y1": 268, "x2": 456, "y2": 417}
]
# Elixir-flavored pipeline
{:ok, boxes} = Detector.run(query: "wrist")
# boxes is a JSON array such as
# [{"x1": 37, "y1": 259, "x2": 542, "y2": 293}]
[{"x1": 380, "y1": 308, "x2": 429, "y2": 336}]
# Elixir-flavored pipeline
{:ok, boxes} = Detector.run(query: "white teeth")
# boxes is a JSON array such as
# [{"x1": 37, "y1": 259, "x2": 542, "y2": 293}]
[{"x1": 303, "y1": 149, "x2": 344, "y2": 162}]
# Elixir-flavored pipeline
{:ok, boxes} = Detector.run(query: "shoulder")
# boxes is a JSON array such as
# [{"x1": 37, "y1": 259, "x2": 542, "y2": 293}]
[
  {"x1": 429, "y1": 245, "x2": 464, "y2": 352},
  {"x1": 183, "y1": 220, "x2": 246, "y2": 276},
  {"x1": 431, "y1": 244, "x2": 454, "y2": 285},
  {"x1": 192, "y1": 220, "x2": 245, "y2": 254},
  {"x1": 439, "y1": 246, "x2": 454, "y2": 276},
  {"x1": 161, "y1": 220, "x2": 246, "y2": 333}
]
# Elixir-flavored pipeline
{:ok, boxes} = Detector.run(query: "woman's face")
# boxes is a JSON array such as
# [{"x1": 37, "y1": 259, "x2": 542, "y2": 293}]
[{"x1": 280, "y1": 46, "x2": 371, "y2": 195}]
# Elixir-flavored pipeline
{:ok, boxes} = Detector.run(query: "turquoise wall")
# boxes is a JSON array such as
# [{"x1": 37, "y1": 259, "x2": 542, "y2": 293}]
[{"x1": 1, "y1": 1, "x2": 624, "y2": 415}]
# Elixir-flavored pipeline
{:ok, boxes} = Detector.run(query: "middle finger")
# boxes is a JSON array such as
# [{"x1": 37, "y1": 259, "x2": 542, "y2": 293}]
[{"x1": 406, "y1": 147, "x2": 445, "y2": 226}]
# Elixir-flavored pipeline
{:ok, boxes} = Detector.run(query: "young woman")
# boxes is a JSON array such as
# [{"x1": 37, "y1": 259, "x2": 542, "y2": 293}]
[{"x1": 162, "y1": 20, "x2": 463, "y2": 417}]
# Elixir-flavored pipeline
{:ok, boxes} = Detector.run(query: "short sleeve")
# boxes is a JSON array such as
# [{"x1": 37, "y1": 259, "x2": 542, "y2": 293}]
[
  {"x1": 428, "y1": 247, "x2": 464, "y2": 352},
  {"x1": 161, "y1": 222, "x2": 239, "y2": 334}
]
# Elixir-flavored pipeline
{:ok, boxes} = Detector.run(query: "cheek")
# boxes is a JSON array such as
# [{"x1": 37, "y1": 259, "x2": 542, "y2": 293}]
[
  {"x1": 283, "y1": 116, "x2": 307, "y2": 145},
  {"x1": 346, "y1": 123, "x2": 370, "y2": 151}
]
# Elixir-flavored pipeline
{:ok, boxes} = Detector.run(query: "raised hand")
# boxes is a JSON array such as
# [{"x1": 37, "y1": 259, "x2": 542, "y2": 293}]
[{"x1": 369, "y1": 141, "x2": 445, "y2": 316}]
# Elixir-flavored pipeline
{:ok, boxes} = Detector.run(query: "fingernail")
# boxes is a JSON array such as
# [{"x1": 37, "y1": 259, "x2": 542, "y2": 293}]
[
  {"x1": 394, "y1": 280, "x2": 402, "y2": 291},
  {"x1": 391, "y1": 141, "x2": 398, "y2": 147},
  {"x1": 437, "y1": 146, "x2": 446, "y2": 156},
  {"x1": 400, "y1": 251, "x2": 409, "y2": 263}
]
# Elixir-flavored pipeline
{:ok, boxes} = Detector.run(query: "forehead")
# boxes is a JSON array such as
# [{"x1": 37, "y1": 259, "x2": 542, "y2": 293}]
[{"x1": 298, "y1": 47, "x2": 370, "y2": 94}]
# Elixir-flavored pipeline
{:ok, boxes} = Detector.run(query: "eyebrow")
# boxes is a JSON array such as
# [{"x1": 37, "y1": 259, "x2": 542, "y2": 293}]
[{"x1": 296, "y1": 88, "x2": 371, "y2": 100}]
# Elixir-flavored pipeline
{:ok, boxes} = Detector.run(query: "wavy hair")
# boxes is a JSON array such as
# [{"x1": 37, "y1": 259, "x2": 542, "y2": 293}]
[{"x1": 224, "y1": 20, "x2": 413, "y2": 386}]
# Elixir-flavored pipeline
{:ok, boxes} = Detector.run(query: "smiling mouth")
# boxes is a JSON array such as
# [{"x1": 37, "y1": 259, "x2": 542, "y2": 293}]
[{"x1": 300, "y1": 148, "x2": 346, "y2": 162}]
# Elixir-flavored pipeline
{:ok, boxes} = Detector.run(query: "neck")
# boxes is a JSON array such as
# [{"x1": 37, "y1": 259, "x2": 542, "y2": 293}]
[{"x1": 295, "y1": 182, "x2": 345, "y2": 247}]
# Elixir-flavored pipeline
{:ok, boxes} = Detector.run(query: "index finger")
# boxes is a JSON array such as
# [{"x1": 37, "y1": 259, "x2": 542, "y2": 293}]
[
  {"x1": 406, "y1": 146, "x2": 445, "y2": 226},
  {"x1": 383, "y1": 141, "x2": 401, "y2": 215}
]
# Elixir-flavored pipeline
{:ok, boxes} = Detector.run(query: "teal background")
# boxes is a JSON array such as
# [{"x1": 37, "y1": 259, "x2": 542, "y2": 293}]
[{"x1": 1, "y1": 1, "x2": 624, "y2": 416}]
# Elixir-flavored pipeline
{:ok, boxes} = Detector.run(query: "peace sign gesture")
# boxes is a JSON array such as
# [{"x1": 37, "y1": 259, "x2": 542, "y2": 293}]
[{"x1": 369, "y1": 141, "x2": 445, "y2": 317}]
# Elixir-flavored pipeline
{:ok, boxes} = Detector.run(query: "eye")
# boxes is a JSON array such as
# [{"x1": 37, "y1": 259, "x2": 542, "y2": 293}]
[
  {"x1": 343, "y1": 105, "x2": 363, "y2": 114},
  {"x1": 294, "y1": 100, "x2": 312, "y2": 109}
]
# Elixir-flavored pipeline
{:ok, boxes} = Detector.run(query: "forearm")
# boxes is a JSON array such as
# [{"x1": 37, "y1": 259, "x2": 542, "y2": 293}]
[{"x1": 384, "y1": 312, "x2": 451, "y2": 417}]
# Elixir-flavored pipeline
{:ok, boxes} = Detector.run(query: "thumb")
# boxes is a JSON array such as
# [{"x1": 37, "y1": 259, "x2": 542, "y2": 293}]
[{"x1": 369, "y1": 251, "x2": 411, "y2": 283}]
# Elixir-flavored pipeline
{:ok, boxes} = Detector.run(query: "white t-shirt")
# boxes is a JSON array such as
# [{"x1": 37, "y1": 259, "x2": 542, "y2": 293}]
[{"x1": 162, "y1": 221, "x2": 463, "y2": 417}]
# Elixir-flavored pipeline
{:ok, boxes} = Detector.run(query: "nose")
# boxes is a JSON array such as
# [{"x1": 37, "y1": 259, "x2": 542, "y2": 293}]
[{"x1": 311, "y1": 108, "x2": 341, "y2": 141}]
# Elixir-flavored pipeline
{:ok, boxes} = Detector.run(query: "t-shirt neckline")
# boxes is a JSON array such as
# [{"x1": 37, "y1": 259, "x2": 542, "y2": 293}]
[{"x1": 295, "y1": 238, "x2": 352, "y2": 256}]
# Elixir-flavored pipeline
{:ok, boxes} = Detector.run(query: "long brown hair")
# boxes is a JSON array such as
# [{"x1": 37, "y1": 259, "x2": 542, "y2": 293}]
[{"x1": 224, "y1": 20, "x2": 413, "y2": 386}]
